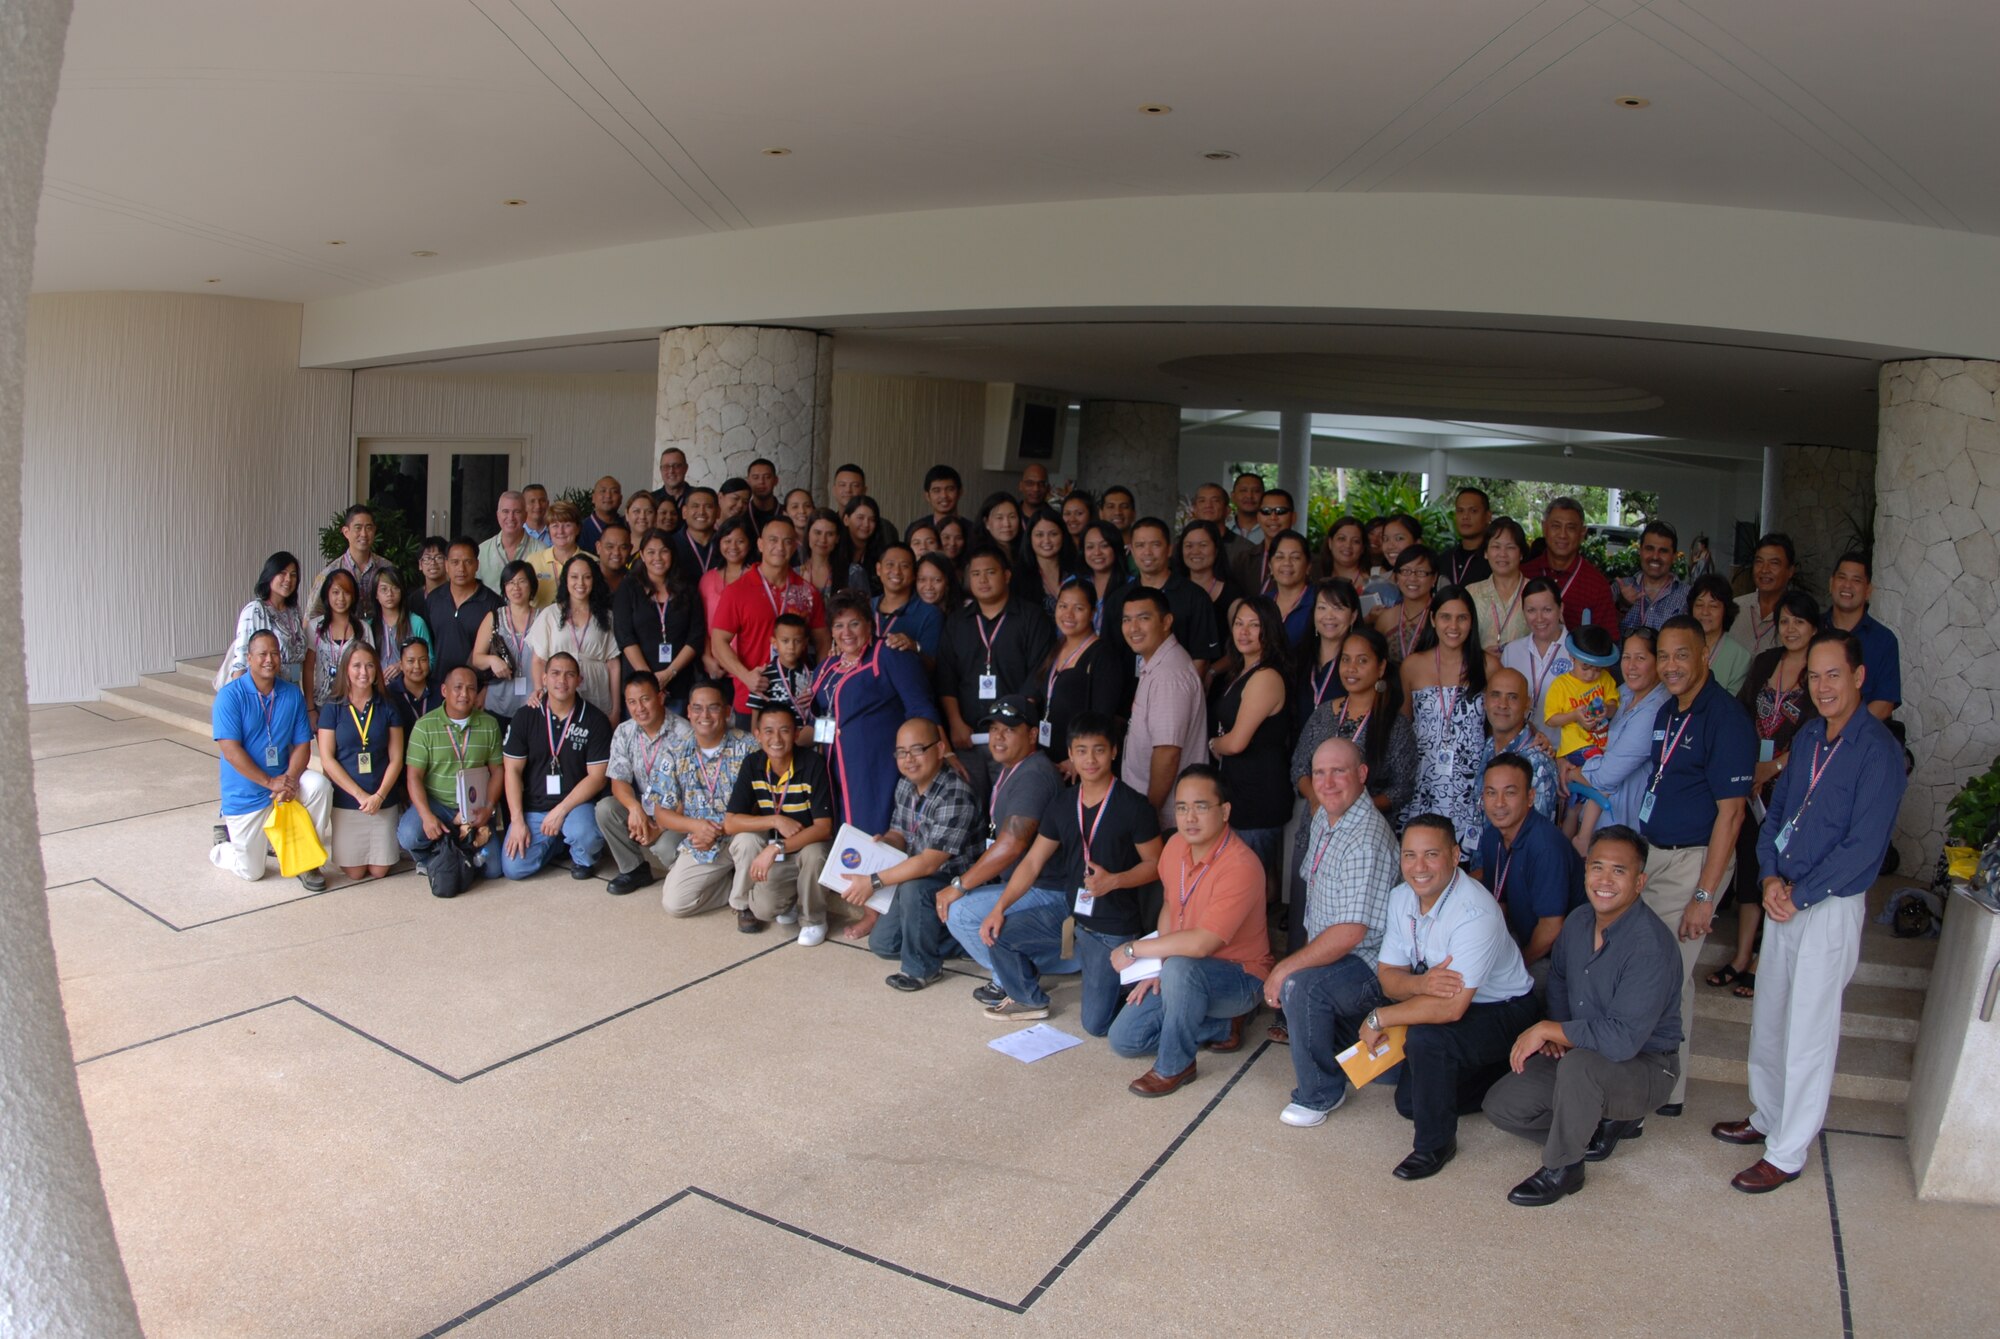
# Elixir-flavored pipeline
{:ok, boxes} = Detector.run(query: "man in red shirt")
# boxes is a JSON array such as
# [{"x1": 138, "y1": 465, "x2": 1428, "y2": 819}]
[
  {"x1": 708, "y1": 515, "x2": 830, "y2": 721},
  {"x1": 1106, "y1": 765, "x2": 1273, "y2": 1096},
  {"x1": 1522, "y1": 497, "x2": 1617, "y2": 633}
]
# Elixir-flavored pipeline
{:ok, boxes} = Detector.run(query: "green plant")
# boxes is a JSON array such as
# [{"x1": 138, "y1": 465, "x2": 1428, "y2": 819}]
[
  {"x1": 1332, "y1": 474, "x2": 1456, "y2": 549},
  {"x1": 558, "y1": 485, "x2": 594, "y2": 517},
  {"x1": 1946, "y1": 759, "x2": 2000, "y2": 847},
  {"x1": 318, "y1": 501, "x2": 421, "y2": 579}
]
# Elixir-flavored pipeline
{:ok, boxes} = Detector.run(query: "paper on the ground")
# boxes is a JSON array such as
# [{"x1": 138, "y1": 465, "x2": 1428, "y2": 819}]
[
  {"x1": 1116, "y1": 931, "x2": 1163, "y2": 985},
  {"x1": 988, "y1": 1023, "x2": 1085, "y2": 1063},
  {"x1": 818, "y1": 823, "x2": 906, "y2": 912}
]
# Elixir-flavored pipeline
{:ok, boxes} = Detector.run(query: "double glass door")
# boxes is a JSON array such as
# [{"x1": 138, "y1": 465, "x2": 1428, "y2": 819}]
[{"x1": 357, "y1": 439, "x2": 522, "y2": 545}]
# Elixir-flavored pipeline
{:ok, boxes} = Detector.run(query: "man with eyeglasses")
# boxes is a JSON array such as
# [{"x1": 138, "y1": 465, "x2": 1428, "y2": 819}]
[
  {"x1": 1106, "y1": 766, "x2": 1272, "y2": 1097},
  {"x1": 641, "y1": 682, "x2": 757, "y2": 913},
  {"x1": 652, "y1": 445, "x2": 690, "y2": 508},
  {"x1": 841, "y1": 718, "x2": 982, "y2": 991},
  {"x1": 1121, "y1": 588, "x2": 1210, "y2": 826},
  {"x1": 1228, "y1": 489, "x2": 1298, "y2": 597}
]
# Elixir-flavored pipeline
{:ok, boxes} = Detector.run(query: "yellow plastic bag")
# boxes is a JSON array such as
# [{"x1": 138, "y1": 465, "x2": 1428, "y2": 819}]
[
  {"x1": 1946, "y1": 845, "x2": 1980, "y2": 882},
  {"x1": 262, "y1": 799, "x2": 328, "y2": 878}
]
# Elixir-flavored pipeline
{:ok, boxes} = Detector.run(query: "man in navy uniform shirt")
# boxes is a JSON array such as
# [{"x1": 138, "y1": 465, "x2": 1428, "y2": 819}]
[
  {"x1": 1637, "y1": 615, "x2": 1756, "y2": 1116},
  {"x1": 1713, "y1": 630, "x2": 1907, "y2": 1193},
  {"x1": 1474, "y1": 754, "x2": 1581, "y2": 979},
  {"x1": 1823, "y1": 552, "x2": 1901, "y2": 721}
]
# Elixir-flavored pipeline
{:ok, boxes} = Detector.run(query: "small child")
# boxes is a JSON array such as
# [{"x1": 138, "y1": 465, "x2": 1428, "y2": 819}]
[
  {"x1": 749, "y1": 612, "x2": 814, "y2": 734},
  {"x1": 1543, "y1": 623, "x2": 1621, "y2": 847}
]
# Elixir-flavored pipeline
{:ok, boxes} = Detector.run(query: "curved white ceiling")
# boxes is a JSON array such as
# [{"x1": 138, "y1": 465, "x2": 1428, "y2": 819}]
[{"x1": 35, "y1": 0, "x2": 2000, "y2": 302}]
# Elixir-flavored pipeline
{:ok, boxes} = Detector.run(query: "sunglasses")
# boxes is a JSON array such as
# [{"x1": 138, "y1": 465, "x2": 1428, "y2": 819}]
[{"x1": 1258, "y1": 506, "x2": 1292, "y2": 517}]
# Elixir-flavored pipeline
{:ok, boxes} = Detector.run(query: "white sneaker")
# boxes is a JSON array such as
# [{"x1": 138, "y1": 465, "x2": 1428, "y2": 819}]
[
  {"x1": 795, "y1": 923, "x2": 826, "y2": 947},
  {"x1": 775, "y1": 910, "x2": 799, "y2": 925},
  {"x1": 1280, "y1": 1092, "x2": 1345, "y2": 1127}
]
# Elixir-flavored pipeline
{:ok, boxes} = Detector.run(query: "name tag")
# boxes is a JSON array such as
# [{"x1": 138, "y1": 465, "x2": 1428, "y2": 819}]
[
  {"x1": 1135, "y1": 654, "x2": 1144, "y2": 674},
  {"x1": 545, "y1": 771, "x2": 562, "y2": 797},
  {"x1": 813, "y1": 717, "x2": 836, "y2": 745},
  {"x1": 264, "y1": 745, "x2": 282, "y2": 770},
  {"x1": 355, "y1": 751, "x2": 373, "y2": 775},
  {"x1": 1653, "y1": 730, "x2": 1666, "y2": 741},
  {"x1": 1075, "y1": 890, "x2": 1095, "y2": 916},
  {"x1": 1774, "y1": 821, "x2": 1794, "y2": 853},
  {"x1": 774, "y1": 849, "x2": 786, "y2": 862},
  {"x1": 1639, "y1": 793, "x2": 1655, "y2": 823},
  {"x1": 657, "y1": 641, "x2": 674, "y2": 664},
  {"x1": 978, "y1": 673, "x2": 997, "y2": 699},
  {"x1": 1038, "y1": 719, "x2": 1053, "y2": 747}
]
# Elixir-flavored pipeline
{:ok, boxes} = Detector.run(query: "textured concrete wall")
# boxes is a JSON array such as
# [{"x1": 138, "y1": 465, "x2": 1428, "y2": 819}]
[
  {"x1": 1776, "y1": 442, "x2": 1874, "y2": 588},
  {"x1": 1874, "y1": 358, "x2": 2000, "y2": 867},
  {"x1": 1076, "y1": 401, "x2": 1182, "y2": 521},
  {"x1": 0, "y1": 0, "x2": 147, "y2": 1333},
  {"x1": 657, "y1": 326, "x2": 831, "y2": 499}
]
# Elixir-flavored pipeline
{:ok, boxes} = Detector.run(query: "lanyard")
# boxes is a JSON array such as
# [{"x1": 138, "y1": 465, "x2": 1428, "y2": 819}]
[
  {"x1": 1308, "y1": 819, "x2": 1338, "y2": 879},
  {"x1": 653, "y1": 593, "x2": 673, "y2": 639},
  {"x1": 565, "y1": 615, "x2": 589, "y2": 660},
  {"x1": 635, "y1": 724, "x2": 672, "y2": 783},
  {"x1": 1046, "y1": 636, "x2": 1096, "y2": 708},
  {"x1": 1336, "y1": 698, "x2": 1371, "y2": 744},
  {"x1": 989, "y1": 761, "x2": 1022, "y2": 829},
  {"x1": 759, "y1": 572, "x2": 786, "y2": 617},
  {"x1": 1177, "y1": 829, "x2": 1234, "y2": 912},
  {"x1": 875, "y1": 600, "x2": 906, "y2": 639},
  {"x1": 257, "y1": 686, "x2": 279, "y2": 742},
  {"x1": 1448, "y1": 547, "x2": 1476, "y2": 584},
  {"x1": 1635, "y1": 578, "x2": 1671, "y2": 626},
  {"x1": 543, "y1": 701, "x2": 578, "y2": 761},
  {"x1": 1527, "y1": 638, "x2": 1563, "y2": 704},
  {"x1": 1310, "y1": 659, "x2": 1340, "y2": 709},
  {"x1": 1488, "y1": 577, "x2": 1523, "y2": 639},
  {"x1": 1548, "y1": 557, "x2": 1583, "y2": 605},
  {"x1": 813, "y1": 647, "x2": 874, "y2": 718},
  {"x1": 1647, "y1": 711, "x2": 1697, "y2": 796},
  {"x1": 1434, "y1": 647, "x2": 1462, "y2": 727},
  {"x1": 1751, "y1": 600, "x2": 1776, "y2": 646},
  {"x1": 1077, "y1": 785, "x2": 1112, "y2": 869},
  {"x1": 1396, "y1": 605, "x2": 1428, "y2": 659},
  {"x1": 696, "y1": 748, "x2": 730, "y2": 806},
  {"x1": 975, "y1": 610, "x2": 1008, "y2": 671},
  {"x1": 765, "y1": 762, "x2": 795, "y2": 816},
  {"x1": 1786, "y1": 735, "x2": 1846, "y2": 827},
  {"x1": 1410, "y1": 877, "x2": 1459, "y2": 966},
  {"x1": 347, "y1": 701, "x2": 375, "y2": 749},
  {"x1": 688, "y1": 535, "x2": 716, "y2": 576},
  {"x1": 1491, "y1": 845, "x2": 1516, "y2": 904},
  {"x1": 444, "y1": 718, "x2": 472, "y2": 767}
]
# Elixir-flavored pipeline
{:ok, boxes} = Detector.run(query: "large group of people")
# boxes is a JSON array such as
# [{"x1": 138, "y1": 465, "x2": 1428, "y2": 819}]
[{"x1": 209, "y1": 454, "x2": 1909, "y2": 1202}]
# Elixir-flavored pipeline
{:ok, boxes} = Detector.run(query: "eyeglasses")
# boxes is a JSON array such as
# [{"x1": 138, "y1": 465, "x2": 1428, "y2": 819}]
[
  {"x1": 1172, "y1": 801, "x2": 1220, "y2": 816},
  {"x1": 892, "y1": 744, "x2": 939, "y2": 760}
]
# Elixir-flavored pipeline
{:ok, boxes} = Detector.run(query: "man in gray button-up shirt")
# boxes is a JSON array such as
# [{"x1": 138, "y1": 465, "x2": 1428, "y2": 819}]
[{"x1": 1483, "y1": 824, "x2": 1684, "y2": 1206}]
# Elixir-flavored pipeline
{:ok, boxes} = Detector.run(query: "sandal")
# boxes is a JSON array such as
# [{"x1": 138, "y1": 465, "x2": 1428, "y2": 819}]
[
  {"x1": 1267, "y1": 1023, "x2": 1290, "y2": 1045},
  {"x1": 1732, "y1": 972, "x2": 1756, "y2": 1000},
  {"x1": 1705, "y1": 964, "x2": 1743, "y2": 989}
]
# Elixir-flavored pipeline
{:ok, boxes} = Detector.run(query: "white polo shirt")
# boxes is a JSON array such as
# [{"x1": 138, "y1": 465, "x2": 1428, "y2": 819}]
[{"x1": 1379, "y1": 869, "x2": 1534, "y2": 1004}]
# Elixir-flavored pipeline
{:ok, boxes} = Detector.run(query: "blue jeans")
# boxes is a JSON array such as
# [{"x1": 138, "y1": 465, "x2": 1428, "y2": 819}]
[
  {"x1": 1236, "y1": 825, "x2": 1285, "y2": 875},
  {"x1": 946, "y1": 884, "x2": 1078, "y2": 975},
  {"x1": 868, "y1": 875, "x2": 953, "y2": 979},
  {"x1": 397, "y1": 800, "x2": 503, "y2": 871},
  {"x1": 1279, "y1": 954, "x2": 1387, "y2": 1111},
  {"x1": 499, "y1": 804, "x2": 606, "y2": 879},
  {"x1": 1073, "y1": 926, "x2": 1128, "y2": 1037},
  {"x1": 1106, "y1": 955, "x2": 1261, "y2": 1079},
  {"x1": 981, "y1": 887, "x2": 1074, "y2": 1007}
]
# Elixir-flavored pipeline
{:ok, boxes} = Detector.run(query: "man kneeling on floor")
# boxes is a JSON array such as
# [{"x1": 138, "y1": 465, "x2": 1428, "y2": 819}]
[
  {"x1": 1106, "y1": 765, "x2": 1272, "y2": 1097},
  {"x1": 1354, "y1": 814, "x2": 1539, "y2": 1181},
  {"x1": 500, "y1": 652, "x2": 611, "y2": 880},
  {"x1": 210, "y1": 629, "x2": 334, "y2": 890},
  {"x1": 839, "y1": 717, "x2": 981, "y2": 989},
  {"x1": 722, "y1": 704, "x2": 837, "y2": 943},
  {"x1": 1482, "y1": 824, "x2": 1683, "y2": 1205},
  {"x1": 398, "y1": 665, "x2": 505, "y2": 889}
]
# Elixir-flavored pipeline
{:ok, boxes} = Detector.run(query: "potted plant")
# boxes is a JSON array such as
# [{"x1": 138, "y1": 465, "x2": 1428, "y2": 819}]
[{"x1": 1943, "y1": 757, "x2": 2000, "y2": 882}]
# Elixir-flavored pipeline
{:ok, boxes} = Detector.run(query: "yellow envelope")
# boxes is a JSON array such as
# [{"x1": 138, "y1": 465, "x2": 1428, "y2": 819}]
[{"x1": 1336, "y1": 1025, "x2": 1407, "y2": 1090}]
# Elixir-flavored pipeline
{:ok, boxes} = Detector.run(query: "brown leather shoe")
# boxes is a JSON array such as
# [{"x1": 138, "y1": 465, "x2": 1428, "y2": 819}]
[
  {"x1": 1731, "y1": 1159, "x2": 1801, "y2": 1194},
  {"x1": 1205, "y1": 1006, "x2": 1256, "y2": 1053},
  {"x1": 1128, "y1": 1062, "x2": 1197, "y2": 1097},
  {"x1": 1711, "y1": 1118, "x2": 1765, "y2": 1146}
]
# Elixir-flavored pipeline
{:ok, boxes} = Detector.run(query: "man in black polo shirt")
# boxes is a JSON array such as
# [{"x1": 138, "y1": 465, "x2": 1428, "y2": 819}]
[
  {"x1": 1102, "y1": 516, "x2": 1223, "y2": 676},
  {"x1": 1484, "y1": 825, "x2": 1684, "y2": 1205},
  {"x1": 498, "y1": 652, "x2": 612, "y2": 880},
  {"x1": 1444, "y1": 486, "x2": 1493, "y2": 588},
  {"x1": 424, "y1": 538, "x2": 502, "y2": 682},
  {"x1": 1637, "y1": 614, "x2": 1755, "y2": 1116},
  {"x1": 723, "y1": 705, "x2": 838, "y2": 944},
  {"x1": 935, "y1": 544, "x2": 1057, "y2": 803}
]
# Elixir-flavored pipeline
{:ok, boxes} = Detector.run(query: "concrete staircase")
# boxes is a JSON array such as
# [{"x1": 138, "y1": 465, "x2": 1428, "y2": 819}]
[
  {"x1": 1689, "y1": 880, "x2": 1934, "y2": 1105},
  {"x1": 98, "y1": 654, "x2": 225, "y2": 738}
]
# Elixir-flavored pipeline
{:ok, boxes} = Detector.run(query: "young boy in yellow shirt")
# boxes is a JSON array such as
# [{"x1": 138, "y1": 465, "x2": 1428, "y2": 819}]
[{"x1": 1542, "y1": 623, "x2": 1620, "y2": 846}]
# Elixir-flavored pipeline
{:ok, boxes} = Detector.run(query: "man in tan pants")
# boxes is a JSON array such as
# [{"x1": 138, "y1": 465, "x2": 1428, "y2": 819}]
[
  {"x1": 1634, "y1": 617, "x2": 1756, "y2": 1115},
  {"x1": 722, "y1": 706, "x2": 838, "y2": 945}
]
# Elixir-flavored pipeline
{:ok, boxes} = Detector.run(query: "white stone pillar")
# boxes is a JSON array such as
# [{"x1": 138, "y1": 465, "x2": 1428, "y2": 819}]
[
  {"x1": 1277, "y1": 410, "x2": 1312, "y2": 522},
  {"x1": 1874, "y1": 358, "x2": 2000, "y2": 867},
  {"x1": 656, "y1": 326, "x2": 832, "y2": 498},
  {"x1": 1076, "y1": 401, "x2": 1182, "y2": 519},
  {"x1": 1424, "y1": 444, "x2": 1450, "y2": 504},
  {"x1": 0, "y1": 0, "x2": 147, "y2": 1332}
]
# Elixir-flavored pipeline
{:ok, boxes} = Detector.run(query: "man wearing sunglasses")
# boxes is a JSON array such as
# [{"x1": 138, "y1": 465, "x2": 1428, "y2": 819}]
[{"x1": 1229, "y1": 489, "x2": 1299, "y2": 598}]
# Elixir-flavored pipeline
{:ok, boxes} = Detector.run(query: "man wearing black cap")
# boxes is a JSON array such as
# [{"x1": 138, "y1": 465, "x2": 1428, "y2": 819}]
[{"x1": 939, "y1": 695, "x2": 1069, "y2": 994}]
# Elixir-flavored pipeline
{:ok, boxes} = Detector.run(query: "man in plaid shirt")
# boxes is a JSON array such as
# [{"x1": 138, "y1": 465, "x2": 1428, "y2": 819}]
[
  {"x1": 1266, "y1": 736, "x2": 1403, "y2": 1128},
  {"x1": 835, "y1": 717, "x2": 982, "y2": 992}
]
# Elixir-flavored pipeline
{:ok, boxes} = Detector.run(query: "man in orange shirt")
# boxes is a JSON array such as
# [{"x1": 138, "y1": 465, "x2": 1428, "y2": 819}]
[{"x1": 1106, "y1": 765, "x2": 1273, "y2": 1096}]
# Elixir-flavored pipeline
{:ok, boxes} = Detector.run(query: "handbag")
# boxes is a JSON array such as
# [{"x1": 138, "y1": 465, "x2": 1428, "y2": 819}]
[{"x1": 261, "y1": 799, "x2": 328, "y2": 878}]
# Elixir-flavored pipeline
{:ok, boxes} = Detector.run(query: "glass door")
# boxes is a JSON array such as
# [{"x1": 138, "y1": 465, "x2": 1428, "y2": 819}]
[{"x1": 356, "y1": 439, "x2": 523, "y2": 544}]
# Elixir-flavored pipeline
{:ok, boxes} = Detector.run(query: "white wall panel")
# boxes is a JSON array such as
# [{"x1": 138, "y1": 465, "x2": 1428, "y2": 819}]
[{"x1": 22, "y1": 294, "x2": 350, "y2": 702}]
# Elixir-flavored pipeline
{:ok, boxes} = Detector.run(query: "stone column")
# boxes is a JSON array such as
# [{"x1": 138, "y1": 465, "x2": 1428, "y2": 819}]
[
  {"x1": 1277, "y1": 410, "x2": 1312, "y2": 520},
  {"x1": 1874, "y1": 358, "x2": 2000, "y2": 867},
  {"x1": 1774, "y1": 442, "x2": 1874, "y2": 588},
  {"x1": 1075, "y1": 401, "x2": 1181, "y2": 520},
  {"x1": 0, "y1": 0, "x2": 147, "y2": 1333},
  {"x1": 656, "y1": 326, "x2": 832, "y2": 498}
]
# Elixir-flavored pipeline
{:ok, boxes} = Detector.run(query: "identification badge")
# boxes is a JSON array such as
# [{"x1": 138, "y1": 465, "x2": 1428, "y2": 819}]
[
  {"x1": 978, "y1": 673, "x2": 997, "y2": 699},
  {"x1": 774, "y1": 849, "x2": 786, "y2": 863},
  {"x1": 1075, "y1": 890, "x2": 1095, "y2": 916},
  {"x1": 264, "y1": 745, "x2": 282, "y2": 770},
  {"x1": 1638, "y1": 792, "x2": 1655, "y2": 823},
  {"x1": 813, "y1": 716, "x2": 836, "y2": 745},
  {"x1": 355, "y1": 751, "x2": 373, "y2": 775},
  {"x1": 1038, "y1": 719, "x2": 1053, "y2": 747},
  {"x1": 1774, "y1": 822, "x2": 1793, "y2": 853},
  {"x1": 1135, "y1": 654, "x2": 1144, "y2": 674},
  {"x1": 545, "y1": 771, "x2": 562, "y2": 797},
  {"x1": 657, "y1": 641, "x2": 674, "y2": 664}
]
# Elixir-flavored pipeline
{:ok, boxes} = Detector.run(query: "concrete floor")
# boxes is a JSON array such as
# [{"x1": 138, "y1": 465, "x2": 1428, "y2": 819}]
[{"x1": 35, "y1": 702, "x2": 2000, "y2": 1337}]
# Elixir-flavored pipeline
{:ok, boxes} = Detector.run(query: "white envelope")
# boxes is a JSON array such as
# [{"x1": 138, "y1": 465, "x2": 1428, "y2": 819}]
[
  {"x1": 1117, "y1": 931, "x2": 1164, "y2": 985},
  {"x1": 818, "y1": 822, "x2": 907, "y2": 912}
]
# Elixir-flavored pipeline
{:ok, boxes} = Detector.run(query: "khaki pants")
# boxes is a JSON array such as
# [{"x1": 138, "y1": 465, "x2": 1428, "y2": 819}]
[
  {"x1": 727, "y1": 833, "x2": 837, "y2": 926},
  {"x1": 659, "y1": 843, "x2": 736, "y2": 918},
  {"x1": 594, "y1": 794, "x2": 683, "y2": 877},
  {"x1": 1642, "y1": 843, "x2": 1734, "y2": 1106}
]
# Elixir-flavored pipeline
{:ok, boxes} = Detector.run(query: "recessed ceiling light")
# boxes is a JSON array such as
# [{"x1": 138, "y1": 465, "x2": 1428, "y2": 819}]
[
  {"x1": 1203, "y1": 150, "x2": 1239, "y2": 161},
  {"x1": 326, "y1": 239, "x2": 345, "y2": 246},
  {"x1": 411, "y1": 250, "x2": 437, "y2": 258},
  {"x1": 1139, "y1": 103, "x2": 1172, "y2": 115},
  {"x1": 503, "y1": 198, "x2": 527, "y2": 206},
  {"x1": 1614, "y1": 95, "x2": 1650, "y2": 108},
  {"x1": 761, "y1": 147, "x2": 792, "y2": 156}
]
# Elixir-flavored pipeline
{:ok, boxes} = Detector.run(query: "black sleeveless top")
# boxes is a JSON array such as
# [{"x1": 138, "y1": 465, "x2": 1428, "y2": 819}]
[{"x1": 1210, "y1": 662, "x2": 1292, "y2": 824}]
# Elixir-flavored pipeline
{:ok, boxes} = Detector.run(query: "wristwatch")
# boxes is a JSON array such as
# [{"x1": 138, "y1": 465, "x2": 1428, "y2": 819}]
[
  {"x1": 947, "y1": 876, "x2": 963, "y2": 894},
  {"x1": 1365, "y1": 1010, "x2": 1382, "y2": 1031},
  {"x1": 1692, "y1": 887, "x2": 1714, "y2": 904},
  {"x1": 869, "y1": 873, "x2": 884, "y2": 892}
]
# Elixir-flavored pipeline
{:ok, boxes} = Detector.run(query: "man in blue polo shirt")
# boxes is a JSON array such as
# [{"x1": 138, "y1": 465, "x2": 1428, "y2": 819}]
[
  {"x1": 1714, "y1": 630, "x2": 1908, "y2": 1193},
  {"x1": 209, "y1": 629, "x2": 332, "y2": 890},
  {"x1": 1824, "y1": 552, "x2": 1901, "y2": 722},
  {"x1": 1474, "y1": 753, "x2": 1581, "y2": 980},
  {"x1": 1637, "y1": 615, "x2": 1756, "y2": 1116}
]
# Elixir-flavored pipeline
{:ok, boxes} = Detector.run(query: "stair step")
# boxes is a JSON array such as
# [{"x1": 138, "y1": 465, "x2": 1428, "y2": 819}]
[
  {"x1": 140, "y1": 671, "x2": 218, "y2": 708},
  {"x1": 97, "y1": 684, "x2": 216, "y2": 738},
  {"x1": 1692, "y1": 980, "x2": 1924, "y2": 1043},
  {"x1": 1687, "y1": 1018, "x2": 1912, "y2": 1104},
  {"x1": 178, "y1": 653, "x2": 225, "y2": 676}
]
